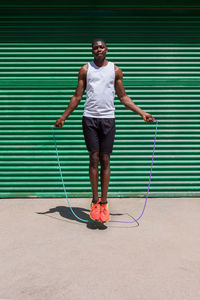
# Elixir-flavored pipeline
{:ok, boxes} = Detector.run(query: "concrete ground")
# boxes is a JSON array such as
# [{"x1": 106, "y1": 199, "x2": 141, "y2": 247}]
[{"x1": 0, "y1": 197, "x2": 199, "y2": 300}]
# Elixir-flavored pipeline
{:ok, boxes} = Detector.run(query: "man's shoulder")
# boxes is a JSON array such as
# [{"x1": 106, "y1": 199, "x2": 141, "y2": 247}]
[
  {"x1": 114, "y1": 64, "x2": 120, "y2": 72},
  {"x1": 81, "y1": 64, "x2": 89, "y2": 71},
  {"x1": 104, "y1": 60, "x2": 121, "y2": 73},
  {"x1": 78, "y1": 64, "x2": 88, "y2": 77}
]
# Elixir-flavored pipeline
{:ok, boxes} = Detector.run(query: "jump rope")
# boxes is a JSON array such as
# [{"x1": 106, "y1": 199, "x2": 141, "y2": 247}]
[{"x1": 52, "y1": 119, "x2": 158, "y2": 224}]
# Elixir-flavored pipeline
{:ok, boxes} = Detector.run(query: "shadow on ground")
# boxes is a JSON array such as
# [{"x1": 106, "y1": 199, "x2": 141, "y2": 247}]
[{"x1": 36, "y1": 205, "x2": 139, "y2": 229}]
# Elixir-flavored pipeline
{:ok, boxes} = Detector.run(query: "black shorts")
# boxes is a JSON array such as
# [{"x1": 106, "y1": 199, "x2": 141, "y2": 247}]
[{"x1": 82, "y1": 116, "x2": 115, "y2": 154}]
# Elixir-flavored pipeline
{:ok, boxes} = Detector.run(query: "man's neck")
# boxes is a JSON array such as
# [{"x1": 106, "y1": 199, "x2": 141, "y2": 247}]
[{"x1": 93, "y1": 59, "x2": 108, "y2": 67}]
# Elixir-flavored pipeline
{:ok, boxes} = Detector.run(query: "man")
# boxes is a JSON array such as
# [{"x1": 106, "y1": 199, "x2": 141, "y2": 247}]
[{"x1": 54, "y1": 38, "x2": 154, "y2": 223}]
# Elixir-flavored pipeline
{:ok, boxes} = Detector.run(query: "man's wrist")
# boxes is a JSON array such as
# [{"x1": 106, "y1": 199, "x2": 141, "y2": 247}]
[
  {"x1": 60, "y1": 115, "x2": 66, "y2": 121},
  {"x1": 139, "y1": 111, "x2": 145, "y2": 117}
]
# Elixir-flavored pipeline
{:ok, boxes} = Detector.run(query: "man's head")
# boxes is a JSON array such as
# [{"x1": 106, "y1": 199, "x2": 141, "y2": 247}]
[{"x1": 92, "y1": 38, "x2": 107, "y2": 60}]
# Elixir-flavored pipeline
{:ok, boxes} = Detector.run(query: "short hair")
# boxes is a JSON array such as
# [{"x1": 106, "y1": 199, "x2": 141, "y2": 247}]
[{"x1": 92, "y1": 38, "x2": 107, "y2": 48}]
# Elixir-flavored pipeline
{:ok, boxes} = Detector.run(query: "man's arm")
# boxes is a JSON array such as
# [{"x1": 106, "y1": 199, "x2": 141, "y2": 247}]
[
  {"x1": 115, "y1": 66, "x2": 154, "y2": 122},
  {"x1": 54, "y1": 65, "x2": 87, "y2": 128}
]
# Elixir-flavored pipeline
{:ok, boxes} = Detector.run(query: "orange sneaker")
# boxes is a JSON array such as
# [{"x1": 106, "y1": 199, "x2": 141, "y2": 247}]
[
  {"x1": 90, "y1": 199, "x2": 100, "y2": 221},
  {"x1": 99, "y1": 202, "x2": 111, "y2": 223}
]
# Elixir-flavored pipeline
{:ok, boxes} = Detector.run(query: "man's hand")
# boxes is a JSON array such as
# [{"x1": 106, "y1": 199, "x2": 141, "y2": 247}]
[
  {"x1": 54, "y1": 117, "x2": 65, "y2": 128},
  {"x1": 141, "y1": 112, "x2": 155, "y2": 123}
]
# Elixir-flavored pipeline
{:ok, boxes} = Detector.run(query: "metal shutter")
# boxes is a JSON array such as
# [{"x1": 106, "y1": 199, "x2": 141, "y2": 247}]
[{"x1": 0, "y1": 5, "x2": 200, "y2": 198}]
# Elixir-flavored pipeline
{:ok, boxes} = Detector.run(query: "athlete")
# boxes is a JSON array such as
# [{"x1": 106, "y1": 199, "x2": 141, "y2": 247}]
[{"x1": 54, "y1": 38, "x2": 155, "y2": 223}]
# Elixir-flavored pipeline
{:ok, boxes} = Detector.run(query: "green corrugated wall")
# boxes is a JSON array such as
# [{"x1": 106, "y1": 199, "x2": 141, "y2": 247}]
[{"x1": 0, "y1": 4, "x2": 200, "y2": 198}]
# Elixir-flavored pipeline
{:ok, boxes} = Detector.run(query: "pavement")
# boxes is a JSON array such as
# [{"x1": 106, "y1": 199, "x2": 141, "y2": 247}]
[{"x1": 0, "y1": 197, "x2": 200, "y2": 300}]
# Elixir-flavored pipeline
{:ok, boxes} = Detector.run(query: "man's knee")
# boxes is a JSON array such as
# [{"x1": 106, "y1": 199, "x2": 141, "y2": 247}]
[
  {"x1": 100, "y1": 153, "x2": 110, "y2": 170},
  {"x1": 89, "y1": 152, "x2": 99, "y2": 169}
]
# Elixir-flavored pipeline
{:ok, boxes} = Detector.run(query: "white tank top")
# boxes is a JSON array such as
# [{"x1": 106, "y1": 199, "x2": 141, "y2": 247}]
[{"x1": 83, "y1": 60, "x2": 115, "y2": 118}]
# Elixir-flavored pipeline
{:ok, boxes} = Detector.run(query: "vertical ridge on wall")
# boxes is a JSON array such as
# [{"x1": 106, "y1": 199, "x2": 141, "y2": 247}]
[{"x1": 0, "y1": 43, "x2": 200, "y2": 198}]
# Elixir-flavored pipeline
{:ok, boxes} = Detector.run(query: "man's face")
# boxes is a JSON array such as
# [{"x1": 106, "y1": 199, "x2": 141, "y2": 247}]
[{"x1": 92, "y1": 41, "x2": 107, "y2": 59}]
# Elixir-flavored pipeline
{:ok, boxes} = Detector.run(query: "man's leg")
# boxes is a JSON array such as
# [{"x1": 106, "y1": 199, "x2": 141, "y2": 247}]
[
  {"x1": 89, "y1": 151, "x2": 99, "y2": 203},
  {"x1": 99, "y1": 153, "x2": 110, "y2": 204}
]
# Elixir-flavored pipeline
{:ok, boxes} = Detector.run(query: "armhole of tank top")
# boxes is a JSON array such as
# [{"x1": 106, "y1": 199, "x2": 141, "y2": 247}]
[
  {"x1": 87, "y1": 62, "x2": 91, "y2": 74},
  {"x1": 86, "y1": 62, "x2": 90, "y2": 85},
  {"x1": 112, "y1": 62, "x2": 116, "y2": 80}
]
